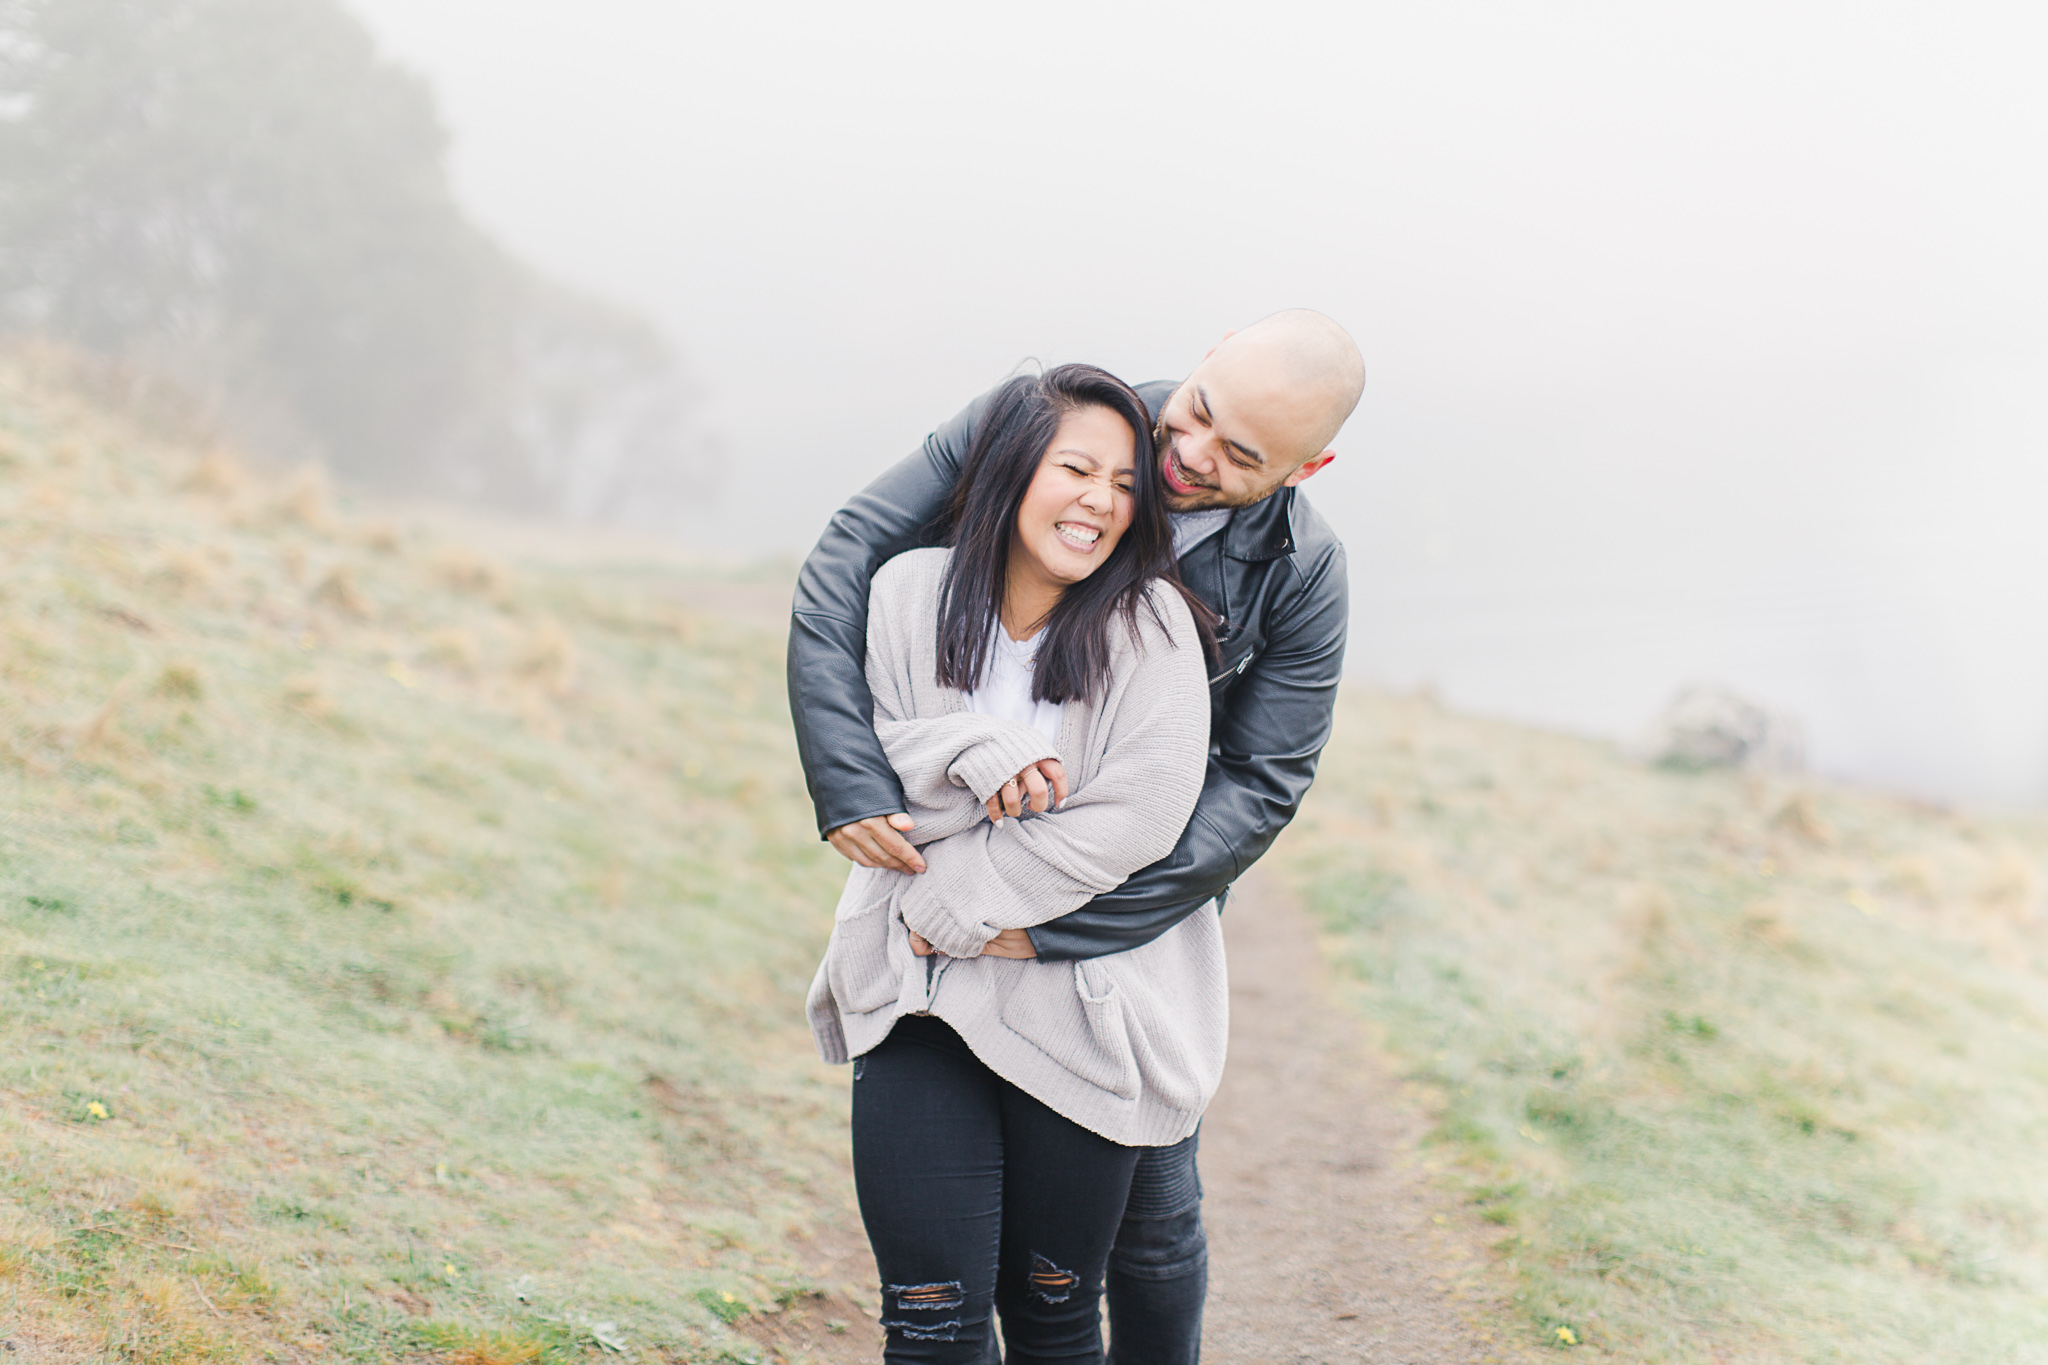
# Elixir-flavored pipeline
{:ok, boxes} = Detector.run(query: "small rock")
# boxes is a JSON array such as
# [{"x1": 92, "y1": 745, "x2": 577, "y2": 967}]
[{"x1": 1640, "y1": 683, "x2": 1805, "y2": 773}]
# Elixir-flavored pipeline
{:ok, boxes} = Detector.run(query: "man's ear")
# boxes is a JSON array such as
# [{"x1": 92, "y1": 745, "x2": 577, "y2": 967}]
[{"x1": 1283, "y1": 451, "x2": 1336, "y2": 488}]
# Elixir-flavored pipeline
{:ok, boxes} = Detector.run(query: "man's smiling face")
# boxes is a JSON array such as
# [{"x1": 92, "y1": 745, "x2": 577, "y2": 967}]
[{"x1": 1152, "y1": 327, "x2": 1346, "y2": 513}]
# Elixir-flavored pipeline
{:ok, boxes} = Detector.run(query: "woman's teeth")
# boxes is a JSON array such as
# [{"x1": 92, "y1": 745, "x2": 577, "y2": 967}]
[{"x1": 1054, "y1": 522, "x2": 1102, "y2": 550}]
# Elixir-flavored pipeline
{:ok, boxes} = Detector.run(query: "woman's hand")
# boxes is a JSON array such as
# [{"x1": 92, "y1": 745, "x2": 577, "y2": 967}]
[
  {"x1": 980, "y1": 928, "x2": 1038, "y2": 959},
  {"x1": 908, "y1": 929, "x2": 1037, "y2": 959},
  {"x1": 983, "y1": 758, "x2": 1068, "y2": 824}
]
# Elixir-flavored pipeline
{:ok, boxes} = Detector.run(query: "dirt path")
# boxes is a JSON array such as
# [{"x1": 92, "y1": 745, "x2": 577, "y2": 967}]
[
  {"x1": 764, "y1": 872, "x2": 1527, "y2": 1364},
  {"x1": 1200, "y1": 872, "x2": 1527, "y2": 1363}
]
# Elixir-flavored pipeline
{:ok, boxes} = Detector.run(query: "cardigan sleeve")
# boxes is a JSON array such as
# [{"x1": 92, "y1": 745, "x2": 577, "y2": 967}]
[
  {"x1": 874, "y1": 712, "x2": 1059, "y2": 847},
  {"x1": 894, "y1": 605, "x2": 1210, "y2": 957},
  {"x1": 862, "y1": 550, "x2": 1060, "y2": 847}
]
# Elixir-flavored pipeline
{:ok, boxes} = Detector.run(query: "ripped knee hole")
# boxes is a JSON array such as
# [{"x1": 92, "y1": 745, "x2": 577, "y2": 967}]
[
  {"x1": 880, "y1": 1280, "x2": 966, "y2": 1337},
  {"x1": 1028, "y1": 1253, "x2": 1080, "y2": 1304}
]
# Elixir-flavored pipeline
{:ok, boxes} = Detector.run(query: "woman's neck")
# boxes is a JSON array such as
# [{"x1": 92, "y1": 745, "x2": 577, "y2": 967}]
[{"x1": 1000, "y1": 555, "x2": 1063, "y2": 642}]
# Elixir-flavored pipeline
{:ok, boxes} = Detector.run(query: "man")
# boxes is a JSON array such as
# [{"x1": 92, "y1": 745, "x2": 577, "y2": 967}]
[{"x1": 788, "y1": 309, "x2": 1362, "y2": 1361}]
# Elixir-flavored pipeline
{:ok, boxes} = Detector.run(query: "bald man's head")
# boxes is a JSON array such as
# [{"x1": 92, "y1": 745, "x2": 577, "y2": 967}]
[
  {"x1": 1154, "y1": 309, "x2": 1365, "y2": 511},
  {"x1": 1224, "y1": 309, "x2": 1367, "y2": 455}
]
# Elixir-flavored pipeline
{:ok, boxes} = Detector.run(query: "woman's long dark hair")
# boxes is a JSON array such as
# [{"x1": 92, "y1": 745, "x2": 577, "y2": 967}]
[{"x1": 935, "y1": 363, "x2": 1214, "y2": 704}]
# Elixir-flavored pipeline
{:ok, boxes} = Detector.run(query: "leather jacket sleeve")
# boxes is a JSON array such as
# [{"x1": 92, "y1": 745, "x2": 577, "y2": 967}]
[
  {"x1": 788, "y1": 394, "x2": 985, "y2": 838},
  {"x1": 1026, "y1": 540, "x2": 1349, "y2": 960}
]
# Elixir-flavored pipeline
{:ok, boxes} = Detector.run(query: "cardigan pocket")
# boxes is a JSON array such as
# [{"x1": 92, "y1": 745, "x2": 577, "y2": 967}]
[
  {"x1": 1104, "y1": 961, "x2": 1214, "y2": 1114},
  {"x1": 1000, "y1": 961, "x2": 1140, "y2": 1101},
  {"x1": 825, "y1": 899, "x2": 906, "y2": 1016}
]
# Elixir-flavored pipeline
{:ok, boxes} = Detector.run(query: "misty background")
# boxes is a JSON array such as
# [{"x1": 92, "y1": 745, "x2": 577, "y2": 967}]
[{"x1": 10, "y1": 0, "x2": 2048, "y2": 803}]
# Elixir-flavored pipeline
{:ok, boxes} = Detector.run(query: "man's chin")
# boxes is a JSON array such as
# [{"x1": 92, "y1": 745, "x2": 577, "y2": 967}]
[{"x1": 1166, "y1": 486, "x2": 1244, "y2": 513}]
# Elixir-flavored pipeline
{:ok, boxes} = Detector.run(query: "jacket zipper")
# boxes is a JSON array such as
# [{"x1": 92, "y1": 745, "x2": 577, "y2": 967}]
[
  {"x1": 1212, "y1": 540, "x2": 1232, "y2": 652},
  {"x1": 1209, "y1": 649, "x2": 1255, "y2": 685}
]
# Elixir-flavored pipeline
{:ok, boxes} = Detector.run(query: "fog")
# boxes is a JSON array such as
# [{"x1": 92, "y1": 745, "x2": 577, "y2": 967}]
[{"x1": 347, "y1": 0, "x2": 2048, "y2": 803}]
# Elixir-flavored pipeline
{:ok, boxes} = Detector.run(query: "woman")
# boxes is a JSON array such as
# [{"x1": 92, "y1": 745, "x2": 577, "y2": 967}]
[{"x1": 806, "y1": 364, "x2": 1224, "y2": 1362}]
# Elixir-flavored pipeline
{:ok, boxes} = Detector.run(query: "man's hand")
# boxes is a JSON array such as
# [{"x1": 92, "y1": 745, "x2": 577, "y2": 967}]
[
  {"x1": 983, "y1": 758, "x2": 1069, "y2": 824},
  {"x1": 826, "y1": 812, "x2": 924, "y2": 874},
  {"x1": 909, "y1": 928, "x2": 1037, "y2": 959}
]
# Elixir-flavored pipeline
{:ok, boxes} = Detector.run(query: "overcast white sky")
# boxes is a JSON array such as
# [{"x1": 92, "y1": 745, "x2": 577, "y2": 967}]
[{"x1": 348, "y1": 0, "x2": 2048, "y2": 801}]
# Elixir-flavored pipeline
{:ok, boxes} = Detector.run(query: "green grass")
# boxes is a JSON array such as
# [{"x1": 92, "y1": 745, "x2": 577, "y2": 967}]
[
  {"x1": 1277, "y1": 691, "x2": 2048, "y2": 1362},
  {"x1": 16, "y1": 353, "x2": 2048, "y2": 1363},
  {"x1": 0, "y1": 365, "x2": 857, "y2": 1361}
]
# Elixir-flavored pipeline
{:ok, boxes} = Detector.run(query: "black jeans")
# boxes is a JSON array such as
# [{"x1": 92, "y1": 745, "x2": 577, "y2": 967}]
[
  {"x1": 852, "y1": 1015, "x2": 1142, "y2": 1363},
  {"x1": 1106, "y1": 1132, "x2": 1206, "y2": 1365}
]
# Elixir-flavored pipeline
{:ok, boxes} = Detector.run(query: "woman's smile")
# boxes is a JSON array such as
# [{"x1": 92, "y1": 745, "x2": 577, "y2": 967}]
[{"x1": 1054, "y1": 520, "x2": 1104, "y2": 552}]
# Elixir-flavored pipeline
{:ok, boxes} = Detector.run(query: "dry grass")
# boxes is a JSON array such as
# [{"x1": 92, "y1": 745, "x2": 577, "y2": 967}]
[
  {"x1": 1277, "y1": 691, "x2": 2048, "y2": 1362},
  {"x1": 0, "y1": 364, "x2": 859, "y2": 1361},
  {"x1": 20, "y1": 347, "x2": 2040, "y2": 1363}
]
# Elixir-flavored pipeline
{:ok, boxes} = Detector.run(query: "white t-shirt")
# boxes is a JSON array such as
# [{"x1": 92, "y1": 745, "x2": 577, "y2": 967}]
[{"x1": 964, "y1": 628, "x2": 1064, "y2": 747}]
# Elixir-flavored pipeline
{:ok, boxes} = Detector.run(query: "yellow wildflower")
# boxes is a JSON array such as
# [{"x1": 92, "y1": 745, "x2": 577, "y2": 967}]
[{"x1": 1555, "y1": 1325, "x2": 1578, "y2": 1345}]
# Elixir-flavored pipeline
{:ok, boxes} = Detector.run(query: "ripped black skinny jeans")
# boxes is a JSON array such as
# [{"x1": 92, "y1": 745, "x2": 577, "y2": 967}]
[{"x1": 852, "y1": 1014, "x2": 1143, "y2": 1363}]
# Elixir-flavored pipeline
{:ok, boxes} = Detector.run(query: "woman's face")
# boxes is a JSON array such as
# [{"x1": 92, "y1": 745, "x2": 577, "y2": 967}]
[{"x1": 1011, "y1": 403, "x2": 1139, "y2": 590}]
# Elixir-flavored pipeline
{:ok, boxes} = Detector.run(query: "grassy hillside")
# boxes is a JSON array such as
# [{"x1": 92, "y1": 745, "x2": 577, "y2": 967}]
[
  {"x1": 11, "y1": 355, "x2": 2048, "y2": 1365},
  {"x1": 0, "y1": 363, "x2": 861, "y2": 1363},
  {"x1": 1277, "y1": 691, "x2": 2048, "y2": 1361}
]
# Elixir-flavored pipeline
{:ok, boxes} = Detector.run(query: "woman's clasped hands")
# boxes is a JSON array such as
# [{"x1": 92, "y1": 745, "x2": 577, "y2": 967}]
[
  {"x1": 902, "y1": 759, "x2": 1065, "y2": 961},
  {"x1": 983, "y1": 756, "x2": 1068, "y2": 825}
]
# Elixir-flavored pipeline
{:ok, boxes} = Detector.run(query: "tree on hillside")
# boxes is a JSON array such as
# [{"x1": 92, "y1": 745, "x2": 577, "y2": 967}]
[{"x1": 0, "y1": 0, "x2": 705, "y2": 519}]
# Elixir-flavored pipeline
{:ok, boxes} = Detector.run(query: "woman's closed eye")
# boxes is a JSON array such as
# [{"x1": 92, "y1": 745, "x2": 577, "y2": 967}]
[
  {"x1": 1062, "y1": 461, "x2": 1133, "y2": 494},
  {"x1": 1073, "y1": 466, "x2": 1138, "y2": 499}
]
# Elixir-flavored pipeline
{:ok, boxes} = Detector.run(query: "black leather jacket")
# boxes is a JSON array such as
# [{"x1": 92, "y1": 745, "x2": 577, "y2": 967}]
[{"x1": 787, "y1": 379, "x2": 1349, "y2": 961}]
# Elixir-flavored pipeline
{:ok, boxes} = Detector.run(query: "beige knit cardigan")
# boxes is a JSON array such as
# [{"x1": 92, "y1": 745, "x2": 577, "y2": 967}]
[{"x1": 806, "y1": 547, "x2": 1226, "y2": 1147}]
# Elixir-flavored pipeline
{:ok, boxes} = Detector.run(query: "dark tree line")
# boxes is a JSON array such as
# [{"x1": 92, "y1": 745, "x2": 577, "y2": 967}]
[{"x1": 0, "y1": 0, "x2": 705, "y2": 520}]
